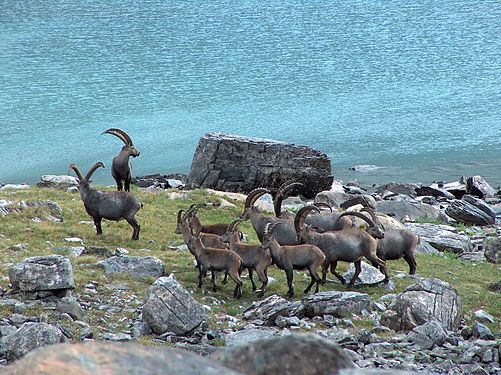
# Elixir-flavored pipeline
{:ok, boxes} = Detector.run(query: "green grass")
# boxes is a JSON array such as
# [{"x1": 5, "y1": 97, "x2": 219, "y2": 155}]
[{"x1": 0, "y1": 186, "x2": 499, "y2": 338}]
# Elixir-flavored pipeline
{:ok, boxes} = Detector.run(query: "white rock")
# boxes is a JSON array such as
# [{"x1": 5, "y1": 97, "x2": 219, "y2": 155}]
[
  {"x1": 0, "y1": 184, "x2": 31, "y2": 190},
  {"x1": 65, "y1": 237, "x2": 83, "y2": 243}
]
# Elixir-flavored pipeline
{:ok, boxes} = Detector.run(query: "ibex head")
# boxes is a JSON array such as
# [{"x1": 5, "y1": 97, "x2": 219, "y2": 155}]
[
  {"x1": 294, "y1": 205, "x2": 320, "y2": 243},
  {"x1": 102, "y1": 128, "x2": 140, "y2": 157}
]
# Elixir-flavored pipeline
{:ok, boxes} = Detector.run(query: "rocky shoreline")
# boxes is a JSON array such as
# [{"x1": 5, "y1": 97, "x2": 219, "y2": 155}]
[{"x1": 0, "y1": 170, "x2": 500, "y2": 374}]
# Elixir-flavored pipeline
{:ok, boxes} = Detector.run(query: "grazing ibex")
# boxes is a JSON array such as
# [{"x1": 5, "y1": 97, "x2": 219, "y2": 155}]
[
  {"x1": 221, "y1": 219, "x2": 273, "y2": 296},
  {"x1": 240, "y1": 188, "x2": 298, "y2": 245},
  {"x1": 188, "y1": 227, "x2": 243, "y2": 299},
  {"x1": 361, "y1": 207, "x2": 419, "y2": 274},
  {"x1": 260, "y1": 222, "x2": 325, "y2": 298},
  {"x1": 69, "y1": 162, "x2": 141, "y2": 240},
  {"x1": 102, "y1": 128, "x2": 140, "y2": 192},
  {"x1": 295, "y1": 206, "x2": 389, "y2": 288}
]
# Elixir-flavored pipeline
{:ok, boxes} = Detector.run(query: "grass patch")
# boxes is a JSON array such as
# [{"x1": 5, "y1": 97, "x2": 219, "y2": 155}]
[{"x1": 0, "y1": 186, "x2": 499, "y2": 337}]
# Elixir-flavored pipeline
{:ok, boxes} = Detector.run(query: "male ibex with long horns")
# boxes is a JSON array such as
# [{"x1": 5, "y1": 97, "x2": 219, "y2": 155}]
[
  {"x1": 102, "y1": 128, "x2": 140, "y2": 192},
  {"x1": 69, "y1": 162, "x2": 142, "y2": 240}
]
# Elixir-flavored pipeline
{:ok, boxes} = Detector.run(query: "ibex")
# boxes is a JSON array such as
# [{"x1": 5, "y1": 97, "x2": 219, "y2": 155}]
[
  {"x1": 260, "y1": 222, "x2": 325, "y2": 298},
  {"x1": 221, "y1": 219, "x2": 273, "y2": 296},
  {"x1": 361, "y1": 207, "x2": 419, "y2": 274},
  {"x1": 240, "y1": 188, "x2": 298, "y2": 245},
  {"x1": 69, "y1": 162, "x2": 141, "y2": 240},
  {"x1": 102, "y1": 128, "x2": 140, "y2": 192},
  {"x1": 188, "y1": 227, "x2": 244, "y2": 299},
  {"x1": 295, "y1": 206, "x2": 389, "y2": 288},
  {"x1": 187, "y1": 203, "x2": 239, "y2": 237}
]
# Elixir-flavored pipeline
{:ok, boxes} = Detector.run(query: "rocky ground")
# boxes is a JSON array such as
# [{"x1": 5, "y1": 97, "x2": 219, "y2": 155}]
[{"x1": 0, "y1": 174, "x2": 500, "y2": 374}]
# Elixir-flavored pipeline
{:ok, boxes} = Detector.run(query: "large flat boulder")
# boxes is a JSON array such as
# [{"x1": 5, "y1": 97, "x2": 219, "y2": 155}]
[
  {"x1": 9, "y1": 255, "x2": 74, "y2": 293},
  {"x1": 3, "y1": 341, "x2": 242, "y2": 375},
  {"x1": 186, "y1": 133, "x2": 333, "y2": 198}
]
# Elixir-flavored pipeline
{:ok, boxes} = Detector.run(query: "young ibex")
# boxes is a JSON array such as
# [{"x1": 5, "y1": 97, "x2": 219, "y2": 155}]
[
  {"x1": 240, "y1": 188, "x2": 298, "y2": 245},
  {"x1": 260, "y1": 222, "x2": 325, "y2": 298},
  {"x1": 295, "y1": 206, "x2": 389, "y2": 288},
  {"x1": 361, "y1": 207, "x2": 419, "y2": 274},
  {"x1": 221, "y1": 219, "x2": 273, "y2": 297},
  {"x1": 69, "y1": 162, "x2": 141, "y2": 240},
  {"x1": 102, "y1": 128, "x2": 140, "y2": 192},
  {"x1": 188, "y1": 227, "x2": 244, "y2": 299}
]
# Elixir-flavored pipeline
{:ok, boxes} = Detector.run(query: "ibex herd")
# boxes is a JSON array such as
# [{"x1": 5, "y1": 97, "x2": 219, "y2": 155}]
[
  {"x1": 176, "y1": 181, "x2": 419, "y2": 299},
  {"x1": 68, "y1": 132, "x2": 419, "y2": 299}
]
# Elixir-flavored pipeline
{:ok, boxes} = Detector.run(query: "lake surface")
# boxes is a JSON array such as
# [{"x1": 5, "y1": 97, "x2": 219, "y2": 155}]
[{"x1": 1, "y1": 1, "x2": 500, "y2": 187}]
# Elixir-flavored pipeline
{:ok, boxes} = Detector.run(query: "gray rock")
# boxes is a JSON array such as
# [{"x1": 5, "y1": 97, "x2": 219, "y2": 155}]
[
  {"x1": 302, "y1": 291, "x2": 372, "y2": 318},
  {"x1": 414, "y1": 239, "x2": 439, "y2": 254},
  {"x1": 474, "y1": 309, "x2": 494, "y2": 324},
  {"x1": 212, "y1": 334, "x2": 355, "y2": 375},
  {"x1": 373, "y1": 182, "x2": 420, "y2": 197},
  {"x1": 483, "y1": 236, "x2": 501, "y2": 264},
  {"x1": 314, "y1": 190, "x2": 352, "y2": 209},
  {"x1": 9, "y1": 255, "x2": 75, "y2": 293},
  {"x1": 0, "y1": 322, "x2": 64, "y2": 362},
  {"x1": 380, "y1": 278, "x2": 462, "y2": 333},
  {"x1": 404, "y1": 223, "x2": 472, "y2": 253},
  {"x1": 415, "y1": 184, "x2": 456, "y2": 199},
  {"x1": 56, "y1": 297, "x2": 84, "y2": 321},
  {"x1": 275, "y1": 315, "x2": 302, "y2": 328},
  {"x1": 376, "y1": 200, "x2": 444, "y2": 222},
  {"x1": 186, "y1": 133, "x2": 333, "y2": 198},
  {"x1": 472, "y1": 322, "x2": 495, "y2": 340},
  {"x1": 142, "y1": 276, "x2": 207, "y2": 335},
  {"x1": 98, "y1": 255, "x2": 164, "y2": 280},
  {"x1": 342, "y1": 261, "x2": 386, "y2": 285},
  {"x1": 466, "y1": 175, "x2": 496, "y2": 199},
  {"x1": 242, "y1": 295, "x2": 305, "y2": 325},
  {"x1": 462, "y1": 194, "x2": 497, "y2": 219},
  {"x1": 37, "y1": 175, "x2": 78, "y2": 189},
  {"x1": 445, "y1": 199, "x2": 495, "y2": 226},
  {"x1": 339, "y1": 370, "x2": 418, "y2": 375},
  {"x1": 2, "y1": 341, "x2": 243, "y2": 375},
  {"x1": 224, "y1": 327, "x2": 279, "y2": 346},
  {"x1": 406, "y1": 319, "x2": 448, "y2": 349}
]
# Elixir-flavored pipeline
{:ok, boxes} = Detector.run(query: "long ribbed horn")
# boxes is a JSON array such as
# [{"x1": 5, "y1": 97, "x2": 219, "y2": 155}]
[
  {"x1": 337, "y1": 211, "x2": 376, "y2": 228},
  {"x1": 361, "y1": 207, "x2": 384, "y2": 230},
  {"x1": 102, "y1": 128, "x2": 133, "y2": 146},
  {"x1": 228, "y1": 219, "x2": 244, "y2": 232},
  {"x1": 244, "y1": 188, "x2": 270, "y2": 208},
  {"x1": 274, "y1": 182, "x2": 304, "y2": 217},
  {"x1": 264, "y1": 222, "x2": 281, "y2": 236},
  {"x1": 68, "y1": 164, "x2": 84, "y2": 181},
  {"x1": 294, "y1": 205, "x2": 320, "y2": 233},
  {"x1": 84, "y1": 162, "x2": 105, "y2": 182},
  {"x1": 313, "y1": 202, "x2": 333, "y2": 212},
  {"x1": 177, "y1": 209, "x2": 185, "y2": 224}
]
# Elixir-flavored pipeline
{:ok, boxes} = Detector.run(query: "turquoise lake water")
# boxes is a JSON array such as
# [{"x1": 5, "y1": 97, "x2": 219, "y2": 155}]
[{"x1": 1, "y1": 1, "x2": 500, "y2": 187}]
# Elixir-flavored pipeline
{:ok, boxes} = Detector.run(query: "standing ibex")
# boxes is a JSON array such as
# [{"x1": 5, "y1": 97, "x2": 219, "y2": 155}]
[
  {"x1": 69, "y1": 162, "x2": 141, "y2": 240},
  {"x1": 221, "y1": 219, "x2": 273, "y2": 296},
  {"x1": 361, "y1": 207, "x2": 419, "y2": 274},
  {"x1": 260, "y1": 222, "x2": 325, "y2": 298},
  {"x1": 295, "y1": 206, "x2": 389, "y2": 288},
  {"x1": 102, "y1": 128, "x2": 140, "y2": 192}
]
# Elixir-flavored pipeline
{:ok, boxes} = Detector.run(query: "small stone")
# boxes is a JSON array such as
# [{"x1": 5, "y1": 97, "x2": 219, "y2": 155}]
[{"x1": 474, "y1": 309, "x2": 494, "y2": 324}]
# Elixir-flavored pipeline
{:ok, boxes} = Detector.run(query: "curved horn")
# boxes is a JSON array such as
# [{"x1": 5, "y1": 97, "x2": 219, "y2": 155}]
[
  {"x1": 313, "y1": 202, "x2": 333, "y2": 212},
  {"x1": 68, "y1": 163, "x2": 84, "y2": 181},
  {"x1": 84, "y1": 162, "x2": 105, "y2": 182},
  {"x1": 337, "y1": 211, "x2": 376, "y2": 228},
  {"x1": 361, "y1": 207, "x2": 384, "y2": 230},
  {"x1": 264, "y1": 222, "x2": 281, "y2": 236},
  {"x1": 294, "y1": 205, "x2": 320, "y2": 233},
  {"x1": 244, "y1": 188, "x2": 270, "y2": 208},
  {"x1": 102, "y1": 128, "x2": 133, "y2": 146},
  {"x1": 228, "y1": 219, "x2": 244, "y2": 232},
  {"x1": 177, "y1": 209, "x2": 185, "y2": 224},
  {"x1": 274, "y1": 182, "x2": 304, "y2": 217}
]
